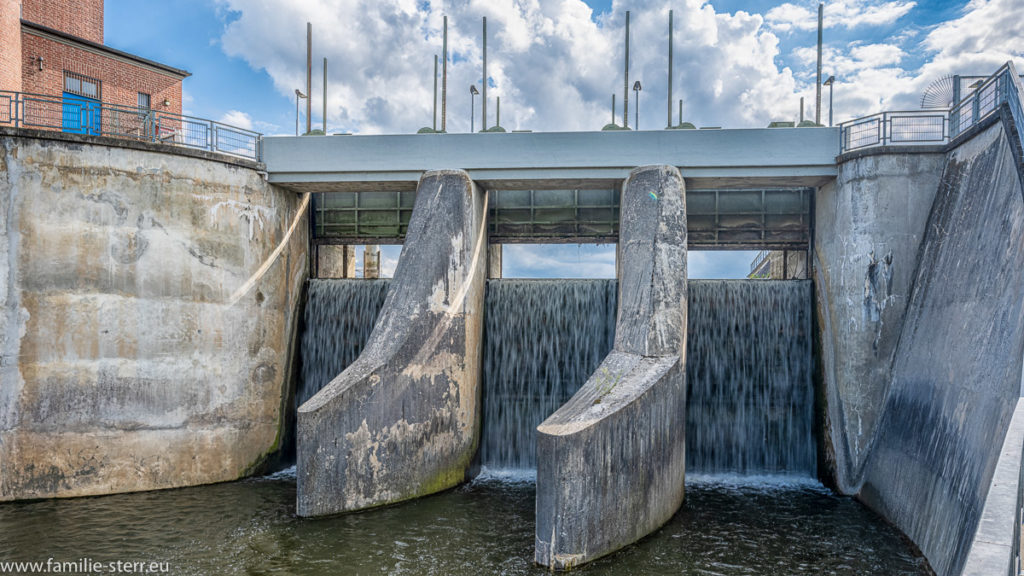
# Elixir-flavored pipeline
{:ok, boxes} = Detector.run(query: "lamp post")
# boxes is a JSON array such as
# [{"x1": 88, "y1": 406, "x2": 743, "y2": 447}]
[
  {"x1": 295, "y1": 89, "x2": 307, "y2": 136},
  {"x1": 470, "y1": 85, "x2": 479, "y2": 133},
  {"x1": 633, "y1": 81, "x2": 642, "y2": 130},
  {"x1": 823, "y1": 75, "x2": 835, "y2": 127}
]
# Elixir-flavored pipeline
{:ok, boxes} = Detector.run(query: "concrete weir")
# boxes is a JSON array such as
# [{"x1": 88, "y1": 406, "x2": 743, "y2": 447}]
[
  {"x1": 535, "y1": 165, "x2": 688, "y2": 570},
  {"x1": 296, "y1": 170, "x2": 487, "y2": 517}
]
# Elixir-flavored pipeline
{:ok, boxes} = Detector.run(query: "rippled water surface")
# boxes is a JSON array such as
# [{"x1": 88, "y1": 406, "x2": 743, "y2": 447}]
[{"x1": 0, "y1": 470, "x2": 928, "y2": 576}]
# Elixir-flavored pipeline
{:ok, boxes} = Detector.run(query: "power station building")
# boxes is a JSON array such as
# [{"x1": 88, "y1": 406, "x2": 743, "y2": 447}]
[{"x1": 0, "y1": 0, "x2": 188, "y2": 133}]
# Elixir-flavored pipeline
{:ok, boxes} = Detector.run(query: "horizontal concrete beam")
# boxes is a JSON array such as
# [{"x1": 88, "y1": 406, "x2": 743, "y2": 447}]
[{"x1": 264, "y1": 129, "x2": 839, "y2": 191}]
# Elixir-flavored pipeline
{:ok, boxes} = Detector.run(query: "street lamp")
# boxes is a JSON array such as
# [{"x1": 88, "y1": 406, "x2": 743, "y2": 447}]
[
  {"x1": 632, "y1": 81, "x2": 642, "y2": 130},
  {"x1": 295, "y1": 89, "x2": 307, "y2": 136},
  {"x1": 822, "y1": 76, "x2": 835, "y2": 127},
  {"x1": 470, "y1": 85, "x2": 479, "y2": 133}
]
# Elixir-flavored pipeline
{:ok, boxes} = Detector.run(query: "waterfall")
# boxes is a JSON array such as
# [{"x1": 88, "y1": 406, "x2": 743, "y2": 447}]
[
  {"x1": 298, "y1": 277, "x2": 814, "y2": 476},
  {"x1": 686, "y1": 280, "x2": 815, "y2": 476},
  {"x1": 297, "y1": 279, "x2": 389, "y2": 406},
  {"x1": 479, "y1": 279, "x2": 617, "y2": 468}
]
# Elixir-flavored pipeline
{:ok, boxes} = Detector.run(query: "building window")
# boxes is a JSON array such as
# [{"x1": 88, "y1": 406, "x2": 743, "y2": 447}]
[
  {"x1": 138, "y1": 92, "x2": 151, "y2": 110},
  {"x1": 63, "y1": 71, "x2": 101, "y2": 100}
]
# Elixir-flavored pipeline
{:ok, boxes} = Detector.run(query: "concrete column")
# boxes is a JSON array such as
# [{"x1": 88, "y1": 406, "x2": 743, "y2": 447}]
[
  {"x1": 297, "y1": 170, "x2": 487, "y2": 517},
  {"x1": 535, "y1": 165, "x2": 688, "y2": 570},
  {"x1": 343, "y1": 245, "x2": 356, "y2": 278},
  {"x1": 316, "y1": 245, "x2": 357, "y2": 278},
  {"x1": 814, "y1": 151, "x2": 944, "y2": 493},
  {"x1": 487, "y1": 244, "x2": 502, "y2": 278},
  {"x1": 363, "y1": 245, "x2": 380, "y2": 278}
]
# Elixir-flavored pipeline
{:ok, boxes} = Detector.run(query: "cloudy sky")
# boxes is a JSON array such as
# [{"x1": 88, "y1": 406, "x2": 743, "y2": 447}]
[{"x1": 104, "y1": 0, "x2": 1023, "y2": 278}]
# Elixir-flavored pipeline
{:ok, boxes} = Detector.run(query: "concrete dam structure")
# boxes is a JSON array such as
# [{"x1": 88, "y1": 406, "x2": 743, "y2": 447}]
[{"x1": 2, "y1": 63, "x2": 1024, "y2": 575}]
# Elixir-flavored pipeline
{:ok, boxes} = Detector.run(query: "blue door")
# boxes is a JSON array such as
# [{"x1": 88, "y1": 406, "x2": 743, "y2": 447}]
[{"x1": 62, "y1": 92, "x2": 101, "y2": 135}]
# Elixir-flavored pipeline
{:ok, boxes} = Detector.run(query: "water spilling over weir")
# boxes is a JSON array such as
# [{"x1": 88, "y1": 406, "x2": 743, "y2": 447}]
[{"x1": 298, "y1": 278, "x2": 815, "y2": 476}]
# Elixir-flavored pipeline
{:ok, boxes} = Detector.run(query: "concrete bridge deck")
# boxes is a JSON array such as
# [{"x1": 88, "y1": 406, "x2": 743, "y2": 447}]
[
  {"x1": 262, "y1": 127, "x2": 840, "y2": 192},
  {"x1": 265, "y1": 128, "x2": 835, "y2": 248}
]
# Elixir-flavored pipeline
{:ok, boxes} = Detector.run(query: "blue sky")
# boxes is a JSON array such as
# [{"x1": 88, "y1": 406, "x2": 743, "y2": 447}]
[{"x1": 103, "y1": 0, "x2": 1021, "y2": 278}]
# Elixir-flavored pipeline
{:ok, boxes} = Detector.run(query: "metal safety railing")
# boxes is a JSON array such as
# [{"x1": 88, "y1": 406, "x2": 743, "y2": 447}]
[
  {"x1": 840, "y1": 62, "x2": 1024, "y2": 154},
  {"x1": 0, "y1": 90, "x2": 262, "y2": 162}
]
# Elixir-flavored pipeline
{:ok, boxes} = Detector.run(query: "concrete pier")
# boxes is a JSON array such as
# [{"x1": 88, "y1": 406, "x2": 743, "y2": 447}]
[
  {"x1": 535, "y1": 165, "x2": 688, "y2": 570},
  {"x1": 296, "y1": 170, "x2": 487, "y2": 517}
]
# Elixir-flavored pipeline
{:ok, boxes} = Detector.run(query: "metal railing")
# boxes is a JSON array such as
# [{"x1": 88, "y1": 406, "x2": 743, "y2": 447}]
[
  {"x1": 840, "y1": 62, "x2": 1024, "y2": 154},
  {"x1": 0, "y1": 90, "x2": 262, "y2": 162}
]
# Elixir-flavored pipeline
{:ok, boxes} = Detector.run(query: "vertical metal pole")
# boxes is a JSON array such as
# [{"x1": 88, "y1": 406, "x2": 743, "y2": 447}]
[
  {"x1": 433, "y1": 54, "x2": 438, "y2": 131},
  {"x1": 482, "y1": 17, "x2": 487, "y2": 132},
  {"x1": 295, "y1": 93, "x2": 299, "y2": 136},
  {"x1": 800, "y1": 97, "x2": 804, "y2": 122},
  {"x1": 442, "y1": 16, "x2": 448, "y2": 132},
  {"x1": 306, "y1": 22, "x2": 312, "y2": 135},
  {"x1": 815, "y1": 3, "x2": 823, "y2": 125},
  {"x1": 623, "y1": 11, "x2": 630, "y2": 129},
  {"x1": 678, "y1": 99, "x2": 682, "y2": 126},
  {"x1": 612, "y1": 94, "x2": 616, "y2": 125},
  {"x1": 322, "y1": 57, "x2": 327, "y2": 134},
  {"x1": 952, "y1": 75, "x2": 961, "y2": 135},
  {"x1": 496, "y1": 96, "x2": 500, "y2": 128},
  {"x1": 667, "y1": 10, "x2": 673, "y2": 128},
  {"x1": 829, "y1": 83, "x2": 833, "y2": 127},
  {"x1": 635, "y1": 89, "x2": 639, "y2": 129},
  {"x1": 471, "y1": 92, "x2": 475, "y2": 133}
]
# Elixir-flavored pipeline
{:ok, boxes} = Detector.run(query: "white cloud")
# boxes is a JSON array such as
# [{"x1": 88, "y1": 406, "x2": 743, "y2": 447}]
[
  {"x1": 219, "y1": 109, "x2": 254, "y2": 130},
  {"x1": 501, "y1": 244, "x2": 614, "y2": 278},
  {"x1": 215, "y1": 0, "x2": 802, "y2": 133},
  {"x1": 767, "y1": 0, "x2": 916, "y2": 33}
]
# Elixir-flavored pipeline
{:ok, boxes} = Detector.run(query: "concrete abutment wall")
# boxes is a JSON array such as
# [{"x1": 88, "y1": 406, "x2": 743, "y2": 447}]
[
  {"x1": 818, "y1": 116, "x2": 1024, "y2": 576},
  {"x1": 0, "y1": 130, "x2": 308, "y2": 500}
]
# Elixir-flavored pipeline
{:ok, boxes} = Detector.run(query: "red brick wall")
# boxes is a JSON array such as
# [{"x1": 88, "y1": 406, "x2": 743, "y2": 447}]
[
  {"x1": 22, "y1": 0, "x2": 102, "y2": 44},
  {"x1": 21, "y1": 33, "x2": 182, "y2": 115},
  {"x1": 0, "y1": 0, "x2": 23, "y2": 93}
]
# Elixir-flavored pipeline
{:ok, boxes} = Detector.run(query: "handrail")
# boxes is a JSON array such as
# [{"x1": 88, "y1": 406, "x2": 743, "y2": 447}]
[
  {"x1": 840, "y1": 62, "x2": 1024, "y2": 154},
  {"x1": 0, "y1": 90, "x2": 262, "y2": 162}
]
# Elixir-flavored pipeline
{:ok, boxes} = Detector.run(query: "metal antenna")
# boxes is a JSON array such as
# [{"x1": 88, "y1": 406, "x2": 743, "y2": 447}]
[
  {"x1": 482, "y1": 17, "x2": 487, "y2": 131},
  {"x1": 433, "y1": 54, "x2": 438, "y2": 131},
  {"x1": 612, "y1": 94, "x2": 616, "y2": 125},
  {"x1": 442, "y1": 16, "x2": 448, "y2": 132},
  {"x1": 322, "y1": 57, "x2": 327, "y2": 133},
  {"x1": 815, "y1": 3, "x2": 823, "y2": 125},
  {"x1": 623, "y1": 11, "x2": 630, "y2": 129},
  {"x1": 306, "y1": 22, "x2": 312, "y2": 135},
  {"x1": 667, "y1": 10, "x2": 673, "y2": 128}
]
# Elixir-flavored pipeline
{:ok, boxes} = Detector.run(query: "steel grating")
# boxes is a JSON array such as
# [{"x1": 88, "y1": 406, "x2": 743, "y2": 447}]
[{"x1": 311, "y1": 187, "x2": 812, "y2": 250}]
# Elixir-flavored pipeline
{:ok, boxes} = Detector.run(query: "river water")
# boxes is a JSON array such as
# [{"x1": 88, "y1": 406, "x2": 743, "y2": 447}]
[
  {"x1": 0, "y1": 278, "x2": 930, "y2": 574},
  {"x1": 0, "y1": 468, "x2": 928, "y2": 575}
]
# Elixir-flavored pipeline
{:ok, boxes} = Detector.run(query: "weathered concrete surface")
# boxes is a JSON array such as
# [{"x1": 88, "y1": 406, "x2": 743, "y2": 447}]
[
  {"x1": 0, "y1": 132, "x2": 308, "y2": 500},
  {"x1": 535, "y1": 165, "x2": 687, "y2": 570},
  {"x1": 814, "y1": 150, "x2": 944, "y2": 493},
  {"x1": 296, "y1": 170, "x2": 486, "y2": 517},
  {"x1": 859, "y1": 121, "x2": 1024, "y2": 576},
  {"x1": 961, "y1": 398, "x2": 1024, "y2": 576}
]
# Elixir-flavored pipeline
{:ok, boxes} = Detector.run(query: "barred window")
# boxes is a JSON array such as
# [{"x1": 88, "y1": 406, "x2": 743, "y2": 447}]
[
  {"x1": 64, "y1": 71, "x2": 101, "y2": 100},
  {"x1": 138, "y1": 92, "x2": 151, "y2": 110}
]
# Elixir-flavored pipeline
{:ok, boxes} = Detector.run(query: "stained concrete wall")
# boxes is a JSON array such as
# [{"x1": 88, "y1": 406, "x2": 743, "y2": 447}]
[
  {"x1": 535, "y1": 165, "x2": 687, "y2": 570},
  {"x1": 858, "y1": 119, "x2": 1024, "y2": 576},
  {"x1": 296, "y1": 170, "x2": 486, "y2": 517},
  {"x1": 814, "y1": 149, "x2": 945, "y2": 493},
  {"x1": 0, "y1": 130, "x2": 308, "y2": 500}
]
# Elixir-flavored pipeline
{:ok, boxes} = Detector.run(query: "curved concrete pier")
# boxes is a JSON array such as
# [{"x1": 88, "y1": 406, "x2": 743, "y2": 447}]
[
  {"x1": 296, "y1": 169, "x2": 487, "y2": 517},
  {"x1": 535, "y1": 165, "x2": 688, "y2": 570}
]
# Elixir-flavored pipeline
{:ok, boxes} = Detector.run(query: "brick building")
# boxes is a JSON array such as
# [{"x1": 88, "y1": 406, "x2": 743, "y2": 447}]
[{"x1": 1, "y1": 0, "x2": 189, "y2": 132}]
